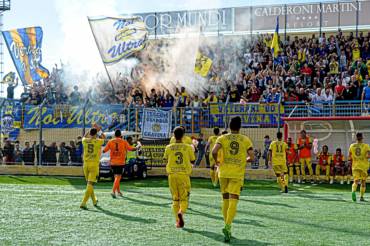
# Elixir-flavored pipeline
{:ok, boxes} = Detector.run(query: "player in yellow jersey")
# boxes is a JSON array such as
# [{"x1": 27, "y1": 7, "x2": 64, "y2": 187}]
[
  {"x1": 205, "y1": 127, "x2": 220, "y2": 187},
  {"x1": 164, "y1": 127, "x2": 195, "y2": 228},
  {"x1": 80, "y1": 124, "x2": 106, "y2": 209},
  {"x1": 212, "y1": 116, "x2": 254, "y2": 243},
  {"x1": 269, "y1": 132, "x2": 289, "y2": 193},
  {"x1": 170, "y1": 126, "x2": 193, "y2": 145},
  {"x1": 349, "y1": 133, "x2": 370, "y2": 202}
]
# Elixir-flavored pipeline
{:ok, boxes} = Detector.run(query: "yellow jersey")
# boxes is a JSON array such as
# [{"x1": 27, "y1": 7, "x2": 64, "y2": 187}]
[
  {"x1": 82, "y1": 137, "x2": 104, "y2": 165},
  {"x1": 366, "y1": 60, "x2": 370, "y2": 76},
  {"x1": 215, "y1": 133, "x2": 253, "y2": 179},
  {"x1": 349, "y1": 143, "x2": 370, "y2": 172},
  {"x1": 269, "y1": 140, "x2": 288, "y2": 165},
  {"x1": 208, "y1": 136, "x2": 218, "y2": 152},
  {"x1": 170, "y1": 135, "x2": 193, "y2": 145},
  {"x1": 164, "y1": 143, "x2": 195, "y2": 175}
]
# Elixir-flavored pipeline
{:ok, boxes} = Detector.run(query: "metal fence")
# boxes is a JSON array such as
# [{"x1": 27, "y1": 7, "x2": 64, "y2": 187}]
[{"x1": 1, "y1": 99, "x2": 369, "y2": 166}]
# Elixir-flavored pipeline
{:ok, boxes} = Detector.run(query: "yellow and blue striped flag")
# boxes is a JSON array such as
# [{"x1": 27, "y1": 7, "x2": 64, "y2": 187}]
[
  {"x1": 271, "y1": 17, "x2": 280, "y2": 58},
  {"x1": 2, "y1": 27, "x2": 49, "y2": 85}
]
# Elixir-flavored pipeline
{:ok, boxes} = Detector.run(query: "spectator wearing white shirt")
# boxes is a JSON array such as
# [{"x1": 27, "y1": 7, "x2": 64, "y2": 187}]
[
  {"x1": 322, "y1": 88, "x2": 334, "y2": 102},
  {"x1": 311, "y1": 88, "x2": 326, "y2": 103}
]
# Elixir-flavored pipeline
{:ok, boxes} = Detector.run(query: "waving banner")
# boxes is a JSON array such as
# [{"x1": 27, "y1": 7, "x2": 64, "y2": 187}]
[
  {"x1": 88, "y1": 16, "x2": 148, "y2": 64},
  {"x1": 2, "y1": 27, "x2": 49, "y2": 85},
  {"x1": 194, "y1": 51, "x2": 213, "y2": 77},
  {"x1": 142, "y1": 108, "x2": 172, "y2": 139},
  {"x1": 23, "y1": 104, "x2": 124, "y2": 129}
]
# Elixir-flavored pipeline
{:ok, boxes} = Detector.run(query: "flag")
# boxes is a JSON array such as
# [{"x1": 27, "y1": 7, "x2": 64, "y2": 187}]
[
  {"x1": 2, "y1": 27, "x2": 49, "y2": 85},
  {"x1": 1, "y1": 72, "x2": 16, "y2": 84},
  {"x1": 271, "y1": 17, "x2": 280, "y2": 58},
  {"x1": 88, "y1": 16, "x2": 148, "y2": 64},
  {"x1": 194, "y1": 51, "x2": 212, "y2": 77}
]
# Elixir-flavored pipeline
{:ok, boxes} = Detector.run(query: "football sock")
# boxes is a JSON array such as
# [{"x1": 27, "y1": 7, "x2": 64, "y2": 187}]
[
  {"x1": 180, "y1": 200, "x2": 188, "y2": 214},
  {"x1": 289, "y1": 167, "x2": 293, "y2": 179},
  {"x1": 222, "y1": 199, "x2": 229, "y2": 223},
  {"x1": 295, "y1": 166, "x2": 301, "y2": 177},
  {"x1": 352, "y1": 182, "x2": 358, "y2": 193},
  {"x1": 360, "y1": 186, "x2": 366, "y2": 198},
  {"x1": 210, "y1": 169, "x2": 215, "y2": 185},
  {"x1": 91, "y1": 188, "x2": 97, "y2": 204},
  {"x1": 214, "y1": 171, "x2": 219, "y2": 185},
  {"x1": 284, "y1": 174, "x2": 289, "y2": 186},
  {"x1": 226, "y1": 199, "x2": 238, "y2": 225},
  {"x1": 172, "y1": 200, "x2": 180, "y2": 221},
  {"x1": 82, "y1": 183, "x2": 93, "y2": 205}
]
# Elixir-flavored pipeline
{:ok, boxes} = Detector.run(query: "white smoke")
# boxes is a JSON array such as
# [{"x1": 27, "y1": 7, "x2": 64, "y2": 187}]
[{"x1": 54, "y1": 0, "x2": 227, "y2": 95}]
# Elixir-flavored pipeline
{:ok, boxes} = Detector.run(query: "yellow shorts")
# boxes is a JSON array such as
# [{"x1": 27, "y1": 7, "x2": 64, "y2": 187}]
[
  {"x1": 353, "y1": 169, "x2": 368, "y2": 181},
  {"x1": 300, "y1": 158, "x2": 312, "y2": 166},
  {"x1": 272, "y1": 164, "x2": 288, "y2": 175},
  {"x1": 219, "y1": 177, "x2": 244, "y2": 196},
  {"x1": 83, "y1": 163, "x2": 99, "y2": 183},
  {"x1": 168, "y1": 173, "x2": 191, "y2": 201}
]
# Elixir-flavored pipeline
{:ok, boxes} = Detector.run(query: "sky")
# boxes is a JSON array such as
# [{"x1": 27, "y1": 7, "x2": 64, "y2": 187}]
[{"x1": 2, "y1": 0, "x2": 336, "y2": 73}]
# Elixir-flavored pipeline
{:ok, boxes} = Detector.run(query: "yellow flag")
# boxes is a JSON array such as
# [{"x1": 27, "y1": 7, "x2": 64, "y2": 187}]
[
  {"x1": 271, "y1": 17, "x2": 280, "y2": 58},
  {"x1": 194, "y1": 51, "x2": 212, "y2": 77}
]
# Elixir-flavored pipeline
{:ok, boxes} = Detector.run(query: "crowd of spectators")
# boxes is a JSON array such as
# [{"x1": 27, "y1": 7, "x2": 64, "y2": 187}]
[
  {"x1": 5, "y1": 30, "x2": 370, "y2": 107},
  {"x1": 0, "y1": 137, "x2": 83, "y2": 166}
]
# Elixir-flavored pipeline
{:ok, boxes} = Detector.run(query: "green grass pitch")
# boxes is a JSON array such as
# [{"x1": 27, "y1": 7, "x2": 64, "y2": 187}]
[{"x1": 0, "y1": 176, "x2": 369, "y2": 245}]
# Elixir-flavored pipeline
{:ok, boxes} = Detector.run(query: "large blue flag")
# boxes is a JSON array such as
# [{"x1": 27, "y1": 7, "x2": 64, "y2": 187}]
[{"x1": 2, "y1": 26, "x2": 49, "y2": 85}]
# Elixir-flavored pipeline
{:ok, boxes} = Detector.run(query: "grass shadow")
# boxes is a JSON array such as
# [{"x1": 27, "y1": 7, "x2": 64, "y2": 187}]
[
  {"x1": 87, "y1": 206, "x2": 157, "y2": 224},
  {"x1": 124, "y1": 196, "x2": 172, "y2": 207},
  {"x1": 183, "y1": 228, "x2": 271, "y2": 245},
  {"x1": 187, "y1": 208, "x2": 265, "y2": 227},
  {"x1": 239, "y1": 198, "x2": 296, "y2": 208}
]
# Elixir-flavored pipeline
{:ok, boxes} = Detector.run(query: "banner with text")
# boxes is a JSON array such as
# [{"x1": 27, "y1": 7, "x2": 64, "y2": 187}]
[
  {"x1": 142, "y1": 108, "x2": 172, "y2": 139},
  {"x1": 141, "y1": 145, "x2": 166, "y2": 167},
  {"x1": 23, "y1": 104, "x2": 123, "y2": 129},
  {"x1": 210, "y1": 103, "x2": 284, "y2": 127},
  {"x1": 88, "y1": 16, "x2": 148, "y2": 64}
]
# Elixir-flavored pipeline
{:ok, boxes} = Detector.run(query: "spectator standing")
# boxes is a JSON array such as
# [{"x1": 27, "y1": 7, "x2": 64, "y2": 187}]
[
  {"x1": 3, "y1": 140, "x2": 15, "y2": 164},
  {"x1": 36, "y1": 141, "x2": 46, "y2": 165},
  {"x1": 45, "y1": 142, "x2": 58, "y2": 166},
  {"x1": 14, "y1": 142, "x2": 23, "y2": 163},
  {"x1": 67, "y1": 141, "x2": 78, "y2": 165},
  {"x1": 7, "y1": 78, "x2": 18, "y2": 99},
  {"x1": 59, "y1": 142, "x2": 70, "y2": 166},
  {"x1": 22, "y1": 142, "x2": 35, "y2": 165},
  {"x1": 76, "y1": 136, "x2": 83, "y2": 165},
  {"x1": 195, "y1": 133, "x2": 206, "y2": 167},
  {"x1": 69, "y1": 85, "x2": 81, "y2": 105},
  {"x1": 262, "y1": 135, "x2": 272, "y2": 169}
]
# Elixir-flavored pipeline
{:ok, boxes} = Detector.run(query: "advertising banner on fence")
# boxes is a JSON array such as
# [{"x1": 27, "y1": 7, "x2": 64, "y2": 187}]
[
  {"x1": 210, "y1": 103, "x2": 284, "y2": 127},
  {"x1": 0, "y1": 99, "x2": 22, "y2": 140},
  {"x1": 142, "y1": 108, "x2": 172, "y2": 139},
  {"x1": 141, "y1": 145, "x2": 166, "y2": 166},
  {"x1": 23, "y1": 104, "x2": 123, "y2": 129}
]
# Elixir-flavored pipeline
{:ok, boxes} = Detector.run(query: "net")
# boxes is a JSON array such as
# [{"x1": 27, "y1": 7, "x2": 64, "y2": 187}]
[{"x1": 283, "y1": 116, "x2": 370, "y2": 156}]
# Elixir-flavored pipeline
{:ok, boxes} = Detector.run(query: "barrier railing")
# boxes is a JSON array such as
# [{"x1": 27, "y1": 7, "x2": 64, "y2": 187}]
[{"x1": 284, "y1": 100, "x2": 370, "y2": 118}]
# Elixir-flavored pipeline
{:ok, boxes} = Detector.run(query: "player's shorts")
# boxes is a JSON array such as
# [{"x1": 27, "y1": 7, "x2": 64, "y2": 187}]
[
  {"x1": 219, "y1": 177, "x2": 244, "y2": 196},
  {"x1": 168, "y1": 173, "x2": 191, "y2": 201},
  {"x1": 300, "y1": 158, "x2": 312, "y2": 166},
  {"x1": 83, "y1": 163, "x2": 99, "y2": 183},
  {"x1": 353, "y1": 169, "x2": 368, "y2": 181},
  {"x1": 272, "y1": 163, "x2": 288, "y2": 175},
  {"x1": 111, "y1": 165, "x2": 124, "y2": 175}
]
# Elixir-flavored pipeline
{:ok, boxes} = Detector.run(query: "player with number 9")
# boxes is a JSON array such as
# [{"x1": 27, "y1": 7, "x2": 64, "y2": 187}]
[
  {"x1": 163, "y1": 127, "x2": 195, "y2": 228},
  {"x1": 212, "y1": 116, "x2": 254, "y2": 243}
]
